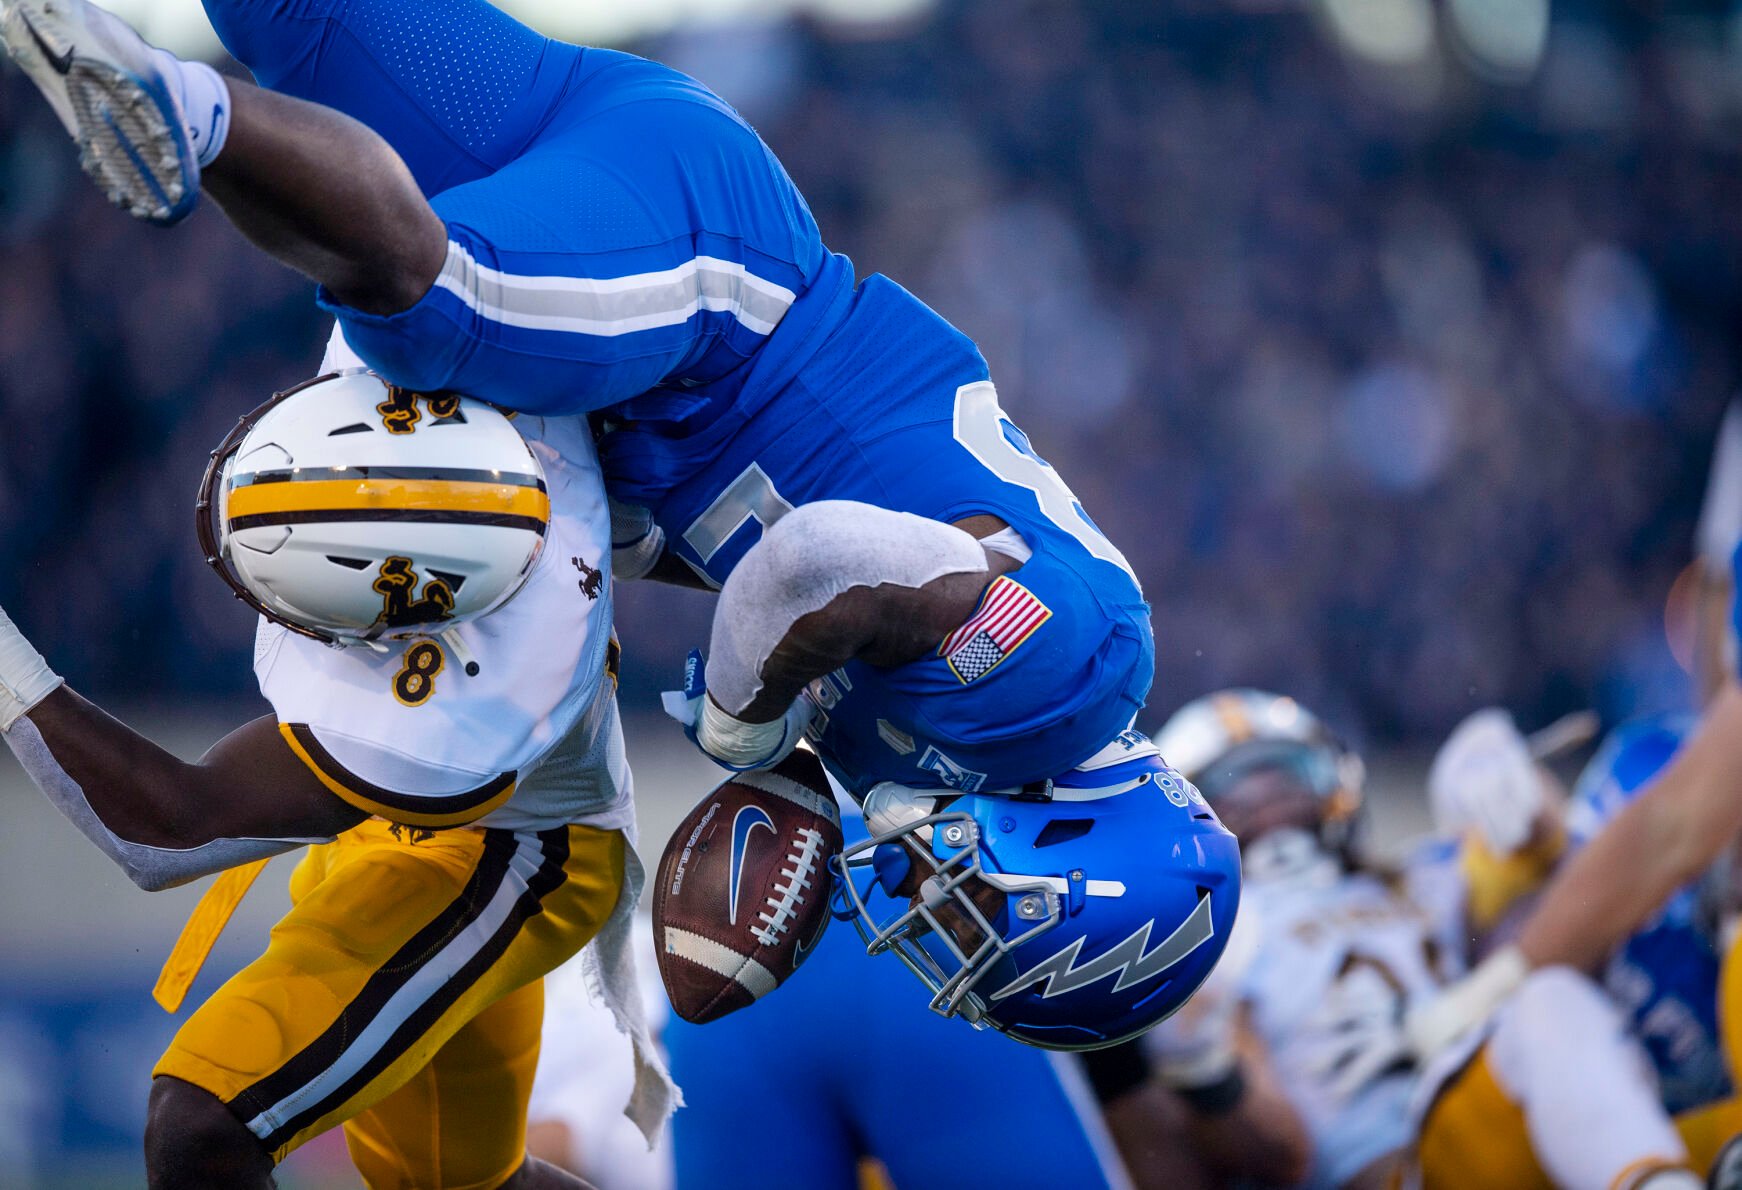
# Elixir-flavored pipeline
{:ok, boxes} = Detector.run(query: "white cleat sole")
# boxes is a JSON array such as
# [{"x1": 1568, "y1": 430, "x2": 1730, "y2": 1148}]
[{"x1": 1, "y1": 0, "x2": 198, "y2": 224}]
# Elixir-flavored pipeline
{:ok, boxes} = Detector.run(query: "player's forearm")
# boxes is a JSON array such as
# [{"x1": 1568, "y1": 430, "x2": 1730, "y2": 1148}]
[
  {"x1": 5, "y1": 691, "x2": 316, "y2": 890},
  {"x1": 21, "y1": 688, "x2": 212, "y2": 848},
  {"x1": 1518, "y1": 681, "x2": 1742, "y2": 970},
  {"x1": 733, "y1": 597, "x2": 878, "y2": 721},
  {"x1": 204, "y1": 80, "x2": 445, "y2": 315},
  {"x1": 0, "y1": 604, "x2": 350, "y2": 889},
  {"x1": 708, "y1": 504, "x2": 995, "y2": 723}
]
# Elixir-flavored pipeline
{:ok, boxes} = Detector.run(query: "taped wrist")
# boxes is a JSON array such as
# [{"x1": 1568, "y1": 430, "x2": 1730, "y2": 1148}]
[
  {"x1": 696, "y1": 694, "x2": 813, "y2": 770},
  {"x1": 707, "y1": 501, "x2": 988, "y2": 715},
  {"x1": 3, "y1": 718, "x2": 329, "y2": 891},
  {"x1": 1408, "y1": 945, "x2": 1528, "y2": 1059},
  {"x1": 0, "y1": 606, "x2": 63, "y2": 732}
]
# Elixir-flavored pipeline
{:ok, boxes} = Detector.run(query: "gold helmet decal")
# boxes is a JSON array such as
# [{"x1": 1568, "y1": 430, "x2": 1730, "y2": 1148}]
[
  {"x1": 373, "y1": 557, "x2": 456, "y2": 629},
  {"x1": 377, "y1": 386, "x2": 465, "y2": 435}
]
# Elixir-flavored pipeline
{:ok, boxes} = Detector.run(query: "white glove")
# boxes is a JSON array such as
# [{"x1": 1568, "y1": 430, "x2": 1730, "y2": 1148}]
[
  {"x1": 1404, "y1": 945, "x2": 1528, "y2": 1061},
  {"x1": 1299, "y1": 966, "x2": 1412, "y2": 1102},
  {"x1": 1429, "y1": 708, "x2": 1542, "y2": 854},
  {"x1": 609, "y1": 497, "x2": 666, "y2": 582},
  {"x1": 0, "y1": 603, "x2": 62, "y2": 732}
]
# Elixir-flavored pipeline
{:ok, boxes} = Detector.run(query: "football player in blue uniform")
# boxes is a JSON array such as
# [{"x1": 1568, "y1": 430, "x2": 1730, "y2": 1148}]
[
  {"x1": 0, "y1": 0, "x2": 1239, "y2": 1072},
  {"x1": 1562, "y1": 715, "x2": 1731, "y2": 1123},
  {"x1": 1409, "y1": 561, "x2": 1742, "y2": 1068},
  {"x1": 665, "y1": 804, "x2": 1139, "y2": 1190}
]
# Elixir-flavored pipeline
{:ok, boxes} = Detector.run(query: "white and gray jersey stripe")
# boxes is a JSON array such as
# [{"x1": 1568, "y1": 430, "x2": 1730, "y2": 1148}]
[{"x1": 434, "y1": 241, "x2": 798, "y2": 338}]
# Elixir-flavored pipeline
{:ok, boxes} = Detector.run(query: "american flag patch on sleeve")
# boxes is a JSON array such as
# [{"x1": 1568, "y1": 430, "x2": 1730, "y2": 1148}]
[{"x1": 938, "y1": 576, "x2": 1052, "y2": 684}]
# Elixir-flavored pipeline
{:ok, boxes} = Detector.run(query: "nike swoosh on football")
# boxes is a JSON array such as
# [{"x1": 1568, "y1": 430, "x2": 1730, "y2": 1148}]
[
  {"x1": 793, "y1": 907, "x2": 828, "y2": 968},
  {"x1": 22, "y1": 16, "x2": 74, "y2": 76},
  {"x1": 727, "y1": 805, "x2": 776, "y2": 927}
]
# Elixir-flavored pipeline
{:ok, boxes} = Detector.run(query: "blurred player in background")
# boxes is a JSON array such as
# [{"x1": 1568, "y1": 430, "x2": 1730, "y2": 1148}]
[
  {"x1": 0, "y1": 365, "x2": 652, "y2": 1188},
  {"x1": 1137, "y1": 690, "x2": 1604, "y2": 1190},
  {"x1": 1402, "y1": 414, "x2": 1742, "y2": 1188},
  {"x1": 1411, "y1": 711, "x2": 1735, "y2": 1189},
  {"x1": 1404, "y1": 399, "x2": 1742, "y2": 1187},
  {"x1": 0, "y1": 0, "x2": 1239, "y2": 1048}
]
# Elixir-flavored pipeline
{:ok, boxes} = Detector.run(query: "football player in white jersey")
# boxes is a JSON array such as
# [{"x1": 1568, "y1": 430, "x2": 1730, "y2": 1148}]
[
  {"x1": 1148, "y1": 691, "x2": 1705, "y2": 1190},
  {"x1": 0, "y1": 336, "x2": 666, "y2": 1189},
  {"x1": 1410, "y1": 710, "x2": 1712, "y2": 1190},
  {"x1": 1145, "y1": 689, "x2": 1456, "y2": 1190}
]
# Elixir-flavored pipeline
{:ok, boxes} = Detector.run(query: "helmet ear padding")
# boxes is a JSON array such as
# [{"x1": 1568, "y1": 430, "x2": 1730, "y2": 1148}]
[{"x1": 196, "y1": 371, "x2": 548, "y2": 648}]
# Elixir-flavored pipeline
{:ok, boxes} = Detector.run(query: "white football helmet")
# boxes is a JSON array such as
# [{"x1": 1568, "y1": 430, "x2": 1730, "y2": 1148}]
[
  {"x1": 197, "y1": 371, "x2": 549, "y2": 648},
  {"x1": 1153, "y1": 689, "x2": 1366, "y2": 864}
]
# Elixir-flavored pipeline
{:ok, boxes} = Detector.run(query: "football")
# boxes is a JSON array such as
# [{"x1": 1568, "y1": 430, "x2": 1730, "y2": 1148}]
[{"x1": 653, "y1": 748, "x2": 845, "y2": 1024}]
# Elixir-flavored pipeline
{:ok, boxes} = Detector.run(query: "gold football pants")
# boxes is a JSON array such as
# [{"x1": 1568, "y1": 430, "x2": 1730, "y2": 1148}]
[
  {"x1": 154, "y1": 818, "x2": 626, "y2": 1189},
  {"x1": 1418, "y1": 934, "x2": 1742, "y2": 1189}
]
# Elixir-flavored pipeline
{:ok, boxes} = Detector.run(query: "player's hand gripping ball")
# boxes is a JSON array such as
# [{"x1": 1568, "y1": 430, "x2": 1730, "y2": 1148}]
[{"x1": 654, "y1": 748, "x2": 844, "y2": 1023}]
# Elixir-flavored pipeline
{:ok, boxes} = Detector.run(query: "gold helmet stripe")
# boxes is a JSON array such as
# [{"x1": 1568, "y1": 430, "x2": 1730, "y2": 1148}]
[{"x1": 227, "y1": 478, "x2": 551, "y2": 528}]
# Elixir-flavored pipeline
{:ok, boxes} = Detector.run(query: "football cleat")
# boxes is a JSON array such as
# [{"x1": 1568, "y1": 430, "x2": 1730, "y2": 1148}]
[{"x1": 0, "y1": 0, "x2": 198, "y2": 224}]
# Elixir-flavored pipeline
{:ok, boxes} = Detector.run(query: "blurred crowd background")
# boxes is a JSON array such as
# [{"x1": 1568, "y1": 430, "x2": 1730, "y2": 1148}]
[
  {"x1": 5, "y1": 0, "x2": 1740, "y2": 748},
  {"x1": 3, "y1": 0, "x2": 1742, "y2": 1184}
]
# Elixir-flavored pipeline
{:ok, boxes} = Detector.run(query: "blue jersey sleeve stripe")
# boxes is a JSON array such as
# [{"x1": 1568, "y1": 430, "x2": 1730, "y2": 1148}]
[{"x1": 433, "y1": 240, "x2": 797, "y2": 338}]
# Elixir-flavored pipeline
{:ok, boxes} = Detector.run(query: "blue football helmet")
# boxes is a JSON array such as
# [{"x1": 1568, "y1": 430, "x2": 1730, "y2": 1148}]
[
  {"x1": 1568, "y1": 712, "x2": 1732, "y2": 1112},
  {"x1": 830, "y1": 730, "x2": 1242, "y2": 1051}
]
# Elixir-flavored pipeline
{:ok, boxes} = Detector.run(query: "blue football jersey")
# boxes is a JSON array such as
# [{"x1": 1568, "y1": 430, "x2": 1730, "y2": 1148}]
[
  {"x1": 214, "y1": 0, "x2": 1155, "y2": 798},
  {"x1": 1602, "y1": 907, "x2": 1728, "y2": 1115},
  {"x1": 1569, "y1": 714, "x2": 1730, "y2": 1114},
  {"x1": 601, "y1": 276, "x2": 1155, "y2": 795}
]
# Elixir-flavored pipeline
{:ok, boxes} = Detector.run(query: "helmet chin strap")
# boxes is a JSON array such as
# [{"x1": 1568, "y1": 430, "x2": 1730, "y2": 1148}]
[
  {"x1": 439, "y1": 627, "x2": 481, "y2": 676},
  {"x1": 1242, "y1": 827, "x2": 1339, "y2": 887}
]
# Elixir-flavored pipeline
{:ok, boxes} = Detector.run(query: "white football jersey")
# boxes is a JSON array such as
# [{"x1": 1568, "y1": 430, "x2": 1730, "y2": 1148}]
[
  {"x1": 252, "y1": 328, "x2": 628, "y2": 834},
  {"x1": 1238, "y1": 859, "x2": 1456, "y2": 1189}
]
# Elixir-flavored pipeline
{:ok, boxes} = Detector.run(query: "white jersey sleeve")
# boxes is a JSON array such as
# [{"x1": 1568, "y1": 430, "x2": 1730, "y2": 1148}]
[
  {"x1": 257, "y1": 326, "x2": 625, "y2": 832},
  {"x1": 1239, "y1": 870, "x2": 1448, "y2": 1189}
]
